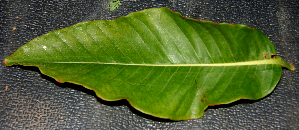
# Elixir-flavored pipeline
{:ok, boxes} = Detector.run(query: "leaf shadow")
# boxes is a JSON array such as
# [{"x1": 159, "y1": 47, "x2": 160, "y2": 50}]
[
  {"x1": 206, "y1": 90, "x2": 276, "y2": 110},
  {"x1": 17, "y1": 66, "x2": 175, "y2": 122},
  {"x1": 16, "y1": 66, "x2": 271, "y2": 122},
  {"x1": 48, "y1": 76, "x2": 175, "y2": 122},
  {"x1": 207, "y1": 99, "x2": 260, "y2": 110}
]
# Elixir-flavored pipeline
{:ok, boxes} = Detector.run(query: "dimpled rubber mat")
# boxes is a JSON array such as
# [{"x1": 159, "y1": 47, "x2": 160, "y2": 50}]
[{"x1": 1, "y1": 0, "x2": 298, "y2": 129}]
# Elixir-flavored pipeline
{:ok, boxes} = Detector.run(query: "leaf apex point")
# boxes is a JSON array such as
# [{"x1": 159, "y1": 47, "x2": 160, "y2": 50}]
[
  {"x1": 291, "y1": 63, "x2": 295, "y2": 71},
  {"x1": 3, "y1": 59, "x2": 7, "y2": 66}
]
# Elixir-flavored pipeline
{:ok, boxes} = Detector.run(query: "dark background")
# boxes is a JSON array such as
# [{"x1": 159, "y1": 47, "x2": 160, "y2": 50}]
[{"x1": 1, "y1": 0, "x2": 298, "y2": 129}]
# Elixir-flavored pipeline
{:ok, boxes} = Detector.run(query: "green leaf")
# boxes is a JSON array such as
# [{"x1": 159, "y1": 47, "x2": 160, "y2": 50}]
[
  {"x1": 108, "y1": 0, "x2": 121, "y2": 11},
  {"x1": 4, "y1": 7, "x2": 295, "y2": 120}
]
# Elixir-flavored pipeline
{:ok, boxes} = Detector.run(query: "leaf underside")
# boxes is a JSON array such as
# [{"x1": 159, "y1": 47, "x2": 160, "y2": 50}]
[{"x1": 4, "y1": 7, "x2": 294, "y2": 120}]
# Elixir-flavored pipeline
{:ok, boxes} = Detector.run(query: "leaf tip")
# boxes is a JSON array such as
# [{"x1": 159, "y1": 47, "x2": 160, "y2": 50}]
[
  {"x1": 3, "y1": 54, "x2": 18, "y2": 67},
  {"x1": 274, "y1": 55, "x2": 295, "y2": 71},
  {"x1": 290, "y1": 63, "x2": 295, "y2": 71},
  {"x1": 283, "y1": 61, "x2": 296, "y2": 71},
  {"x1": 3, "y1": 59, "x2": 7, "y2": 66},
  {"x1": 2, "y1": 57, "x2": 14, "y2": 67}
]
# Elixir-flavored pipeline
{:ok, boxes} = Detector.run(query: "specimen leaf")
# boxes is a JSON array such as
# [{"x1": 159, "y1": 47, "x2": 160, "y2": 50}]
[{"x1": 4, "y1": 7, "x2": 295, "y2": 120}]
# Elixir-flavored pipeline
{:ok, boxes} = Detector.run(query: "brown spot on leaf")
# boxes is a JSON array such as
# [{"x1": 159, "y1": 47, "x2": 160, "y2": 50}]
[
  {"x1": 264, "y1": 53, "x2": 268, "y2": 59},
  {"x1": 250, "y1": 75, "x2": 254, "y2": 78},
  {"x1": 56, "y1": 79, "x2": 61, "y2": 83},
  {"x1": 200, "y1": 97, "x2": 208, "y2": 103},
  {"x1": 203, "y1": 93, "x2": 207, "y2": 98},
  {"x1": 200, "y1": 98, "x2": 204, "y2": 103},
  {"x1": 195, "y1": 79, "x2": 198, "y2": 91}
]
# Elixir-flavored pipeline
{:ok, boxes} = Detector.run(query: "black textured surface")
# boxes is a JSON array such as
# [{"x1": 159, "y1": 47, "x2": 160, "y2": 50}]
[{"x1": 1, "y1": 0, "x2": 298, "y2": 129}]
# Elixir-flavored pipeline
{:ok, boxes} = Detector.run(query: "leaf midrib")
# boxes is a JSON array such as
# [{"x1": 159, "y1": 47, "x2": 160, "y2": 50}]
[{"x1": 27, "y1": 58, "x2": 284, "y2": 67}]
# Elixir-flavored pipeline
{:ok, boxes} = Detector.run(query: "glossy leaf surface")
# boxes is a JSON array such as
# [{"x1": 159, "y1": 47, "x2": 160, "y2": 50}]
[{"x1": 4, "y1": 7, "x2": 295, "y2": 120}]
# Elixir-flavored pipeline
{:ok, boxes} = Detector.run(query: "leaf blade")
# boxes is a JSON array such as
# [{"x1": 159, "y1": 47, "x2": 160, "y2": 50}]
[{"x1": 4, "y1": 7, "x2": 295, "y2": 120}]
